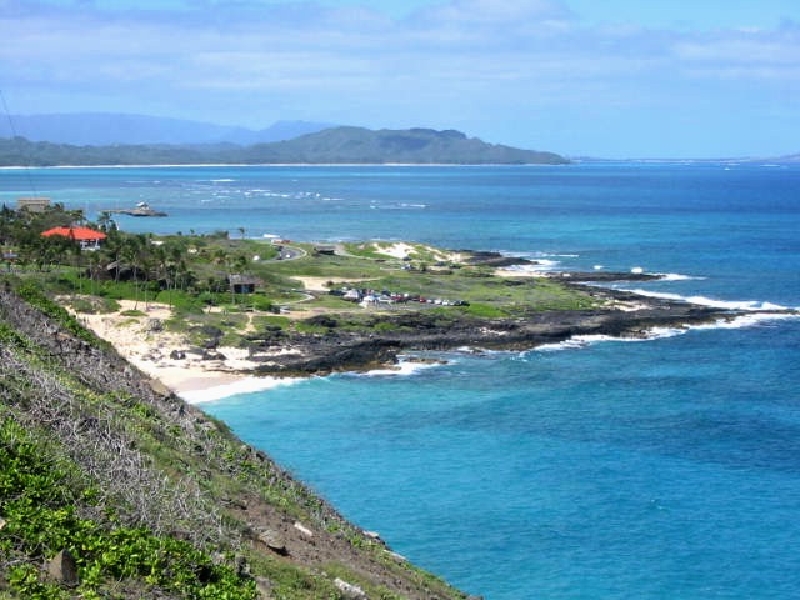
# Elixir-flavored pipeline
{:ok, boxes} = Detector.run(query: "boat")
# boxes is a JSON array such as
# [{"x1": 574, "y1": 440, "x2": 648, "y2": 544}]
[{"x1": 113, "y1": 202, "x2": 167, "y2": 217}]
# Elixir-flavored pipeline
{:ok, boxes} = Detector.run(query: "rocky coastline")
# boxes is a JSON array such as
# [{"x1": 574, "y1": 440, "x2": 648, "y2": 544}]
[
  {"x1": 2, "y1": 270, "x2": 793, "y2": 598},
  {"x1": 0, "y1": 285, "x2": 476, "y2": 599},
  {"x1": 240, "y1": 280, "x2": 762, "y2": 377}
]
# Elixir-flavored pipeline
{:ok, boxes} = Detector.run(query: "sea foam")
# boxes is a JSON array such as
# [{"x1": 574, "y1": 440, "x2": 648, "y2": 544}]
[
  {"x1": 181, "y1": 376, "x2": 301, "y2": 404},
  {"x1": 657, "y1": 273, "x2": 708, "y2": 281},
  {"x1": 362, "y1": 357, "x2": 447, "y2": 377},
  {"x1": 625, "y1": 288, "x2": 794, "y2": 312}
]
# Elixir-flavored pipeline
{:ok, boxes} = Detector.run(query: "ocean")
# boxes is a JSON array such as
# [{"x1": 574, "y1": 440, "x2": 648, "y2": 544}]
[{"x1": 3, "y1": 163, "x2": 799, "y2": 598}]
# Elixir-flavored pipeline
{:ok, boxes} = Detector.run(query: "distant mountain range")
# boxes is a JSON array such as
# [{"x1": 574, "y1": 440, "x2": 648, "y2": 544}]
[
  {"x1": 769, "y1": 153, "x2": 800, "y2": 163},
  {"x1": 0, "y1": 122, "x2": 569, "y2": 166},
  {"x1": 571, "y1": 154, "x2": 800, "y2": 164},
  {"x1": 249, "y1": 126, "x2": 567, "y2": 164},
  {"x1": 0, "y1": 113, "x2": 333, "y2": 146}
]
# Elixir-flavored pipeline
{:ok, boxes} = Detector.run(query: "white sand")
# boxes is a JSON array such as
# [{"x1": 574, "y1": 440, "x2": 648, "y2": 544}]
[
  {"x1": 179, "y1": 375, "x2": 301, "y2": 404},
  {"x1": 375, "y1": 242, "x2": 417, "y2": 259},
  {"x1": 67, "y1": 299, "x2": 298, "y2": 404},
  {"x1": 373, "y1": 242, "x2": 465, "y2": 264}
]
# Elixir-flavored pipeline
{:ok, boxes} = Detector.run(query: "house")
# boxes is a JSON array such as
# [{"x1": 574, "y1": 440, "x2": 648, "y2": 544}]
[
  {"x1": 103, "y1": 260, "x2": 147, "y2": 282},
  {"x1": 227, "y1": 274, "x2": 260, "y2": 294},
  {"x1": 40, "y1": 226, "x2": 106, "y2": 250},
  {"x1": 17, "y1": 196, "x2": 51, "y2": 212},
  {"x1": 3, "y1": 251, "x2": 17, "y2": 270},
  {"x1": 314, "y1": 245, "x2": 336, "y2": 256}
]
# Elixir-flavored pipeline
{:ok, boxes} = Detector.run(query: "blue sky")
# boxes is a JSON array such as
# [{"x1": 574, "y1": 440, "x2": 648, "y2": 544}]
[{"x1": 1, "y1": 0, "x2": 799, "y2": 158}]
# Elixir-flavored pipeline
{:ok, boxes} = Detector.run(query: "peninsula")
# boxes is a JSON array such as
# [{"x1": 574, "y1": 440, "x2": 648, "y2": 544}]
[{"x1": 1, "y1": 202, "x2": 791, "y2": 599}]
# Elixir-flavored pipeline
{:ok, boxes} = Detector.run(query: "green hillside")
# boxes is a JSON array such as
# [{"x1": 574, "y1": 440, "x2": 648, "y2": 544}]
[
  {"x1": 0, "y1": 282, "x2": 470, "y2": 600},
  {"x1": 0, "y1": 126, "x2": 568, "y2": 166}
]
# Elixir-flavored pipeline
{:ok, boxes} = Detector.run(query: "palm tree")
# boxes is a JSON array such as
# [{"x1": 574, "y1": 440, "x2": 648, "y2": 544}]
[
  {"x1": 68, "y1": 208, "x2": 86, "y2": 226},
  {"x1": 87, "y1": 251, "x2": 100, "y2": 296},
  {"x1": 236, "y1": 253, "x2": 248, "y2": 273},
  {"x1": 102, "y1": 231, "x2": 124, "y2": 283},
  {"x1": 96, "y1": 211, "x2": 114, "y2": 233},
  {"x1": 140, "y1": 251, "x2": 154, "y2": 309},
  {"x1": 121, "y1": 237, "x2": 140, "y2": 308},
  {"x1": 68, "y1": 237, "x2": 83, "y2": 298}
]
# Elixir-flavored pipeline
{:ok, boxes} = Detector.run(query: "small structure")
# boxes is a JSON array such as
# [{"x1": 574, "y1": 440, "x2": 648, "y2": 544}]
[
  {"x1": 41, "y1": 226, "x2": 106, "y2": 250},
  {"x1": 17, "y1": 196, "x2": 51, "y2": 212},
  {"x1": 3, "y1": 251, "x2": 17, "y2": 271},
  {"x1": 314, "y1": 245, "x2": 336, "y2": 256},
  {"x1": 112, "y1": 201, "x2": 167, "y2": 217},
  {"x1": 103, "y1": 260, "x2": 146, "y2": 282},
  {"x1": 227, "y1": 274, "x2": 260, "y2": 294}
]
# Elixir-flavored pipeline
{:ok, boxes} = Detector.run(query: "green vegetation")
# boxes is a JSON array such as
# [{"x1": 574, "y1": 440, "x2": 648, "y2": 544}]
[
  {"x1": 0, "y1": 291, "x2": 470, "y2": 599},
  {"x1": 1, "y1": 202, "x2": 600, "y2": 348},
  {"x1": 0, "y1": 417, "x2": 256, "y2": 599},
  {"x1": 0, "y1": 198, "x2": 614, "y2": 599},
  {"x1": 0, "y1": 127, "x2": 569, "y2": 166}
]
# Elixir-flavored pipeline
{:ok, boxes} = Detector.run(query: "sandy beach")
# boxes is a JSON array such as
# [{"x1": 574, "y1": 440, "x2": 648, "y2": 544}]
[
  {"x1": 69, "y1": 299, "x2": 298, "y2": 403},
  {"x1": 373, "y1": 241, "x2": 465, "y2": 263},
  {"x1": 63, "y1": 254, "x2": 666, "y2": 405}
]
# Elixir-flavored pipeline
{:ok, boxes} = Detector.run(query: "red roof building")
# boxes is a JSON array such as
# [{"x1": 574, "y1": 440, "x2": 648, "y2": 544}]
[{"x1": 41, "y1": 226, "x2": 107, "y2": 249}]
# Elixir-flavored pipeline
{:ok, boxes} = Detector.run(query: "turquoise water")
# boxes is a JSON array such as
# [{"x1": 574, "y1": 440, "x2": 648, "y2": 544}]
[{"x1": 3, "y1": 164, "x2": 800, "y2": 598}]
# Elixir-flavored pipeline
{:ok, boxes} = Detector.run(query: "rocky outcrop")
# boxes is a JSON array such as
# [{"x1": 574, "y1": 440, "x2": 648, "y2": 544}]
[
  {"x1": 549, "y1": 271, "x2": 661, "y2": 281},
  {"x1": 48, "y1": 550, "x2": 79, "y2": 587},
  {"x1": 246, "y1": 289, "x2": 742, "y2": 376}
]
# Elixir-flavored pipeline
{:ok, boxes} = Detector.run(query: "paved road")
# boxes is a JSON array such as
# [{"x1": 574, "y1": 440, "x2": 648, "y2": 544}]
[{"x1": 272, "y1": 245, "x2": 305, "y2": 261}]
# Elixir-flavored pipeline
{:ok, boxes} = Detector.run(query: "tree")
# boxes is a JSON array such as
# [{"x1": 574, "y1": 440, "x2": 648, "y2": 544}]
[
  {"x1": 121, "y1": 237, "x2": 141, "y2": 308},
  {"x1": 236, "y1": 254, "x2": 248, "y2": 273},
  {"x1": 68, "y1": 208, "x2": 86, "y2": 226},
  {"x1": 96, "y1": 211, "x2": 114, "y2": 232},
  {"x1": 68, "y1": 235, "x2": 83, "y2": 297}
]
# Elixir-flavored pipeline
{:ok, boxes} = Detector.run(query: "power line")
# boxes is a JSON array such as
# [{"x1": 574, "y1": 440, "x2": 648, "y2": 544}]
[{"x1": 0, "y1": 89, "x2": 39, "y2": 197}]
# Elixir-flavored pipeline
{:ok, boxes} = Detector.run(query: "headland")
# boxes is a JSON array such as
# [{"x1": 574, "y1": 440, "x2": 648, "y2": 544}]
[
  {"x1": 53, "y1": 240, "x2": 788, "y2": 404},
  {"x1": 2, "y1": 204, "x2": 796, "y2": 597}
]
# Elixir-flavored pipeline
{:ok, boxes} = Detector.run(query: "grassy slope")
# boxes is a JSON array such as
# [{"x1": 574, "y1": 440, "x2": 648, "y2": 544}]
[
  {"x1": 0, "y1": 237, "x2": 601, "y2": 598},
  {"x1": 0, "y1": 284, "x2": 470, "y2": 600}
]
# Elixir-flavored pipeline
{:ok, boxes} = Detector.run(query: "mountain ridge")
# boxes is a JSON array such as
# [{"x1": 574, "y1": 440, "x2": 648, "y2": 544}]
[
  {"x1": 0, "y1": 125, "x2": 569, "y2": 165},
  {"x1": 0, "y1": 112, "x2": 332, "y2": 146}
]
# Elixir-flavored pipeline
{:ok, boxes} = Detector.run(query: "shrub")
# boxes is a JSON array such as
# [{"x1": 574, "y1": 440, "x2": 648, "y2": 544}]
[{"x1": 0, "y1": 417, "x2": 257, "y2": 600}]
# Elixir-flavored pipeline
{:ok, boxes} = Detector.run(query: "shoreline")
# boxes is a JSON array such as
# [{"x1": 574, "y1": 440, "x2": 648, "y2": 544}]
[
  {"x1": 68, "y1": 282, "x2": 798, "y2": 406},
  {"x1": 178, "y1": 374, "x2": 301, "y2": 404},
  {"x1": 0, "y1": 163, "x2": 567, "y2": 170},
  {"x1": 67, "y1": 299, "x2": 302, "y2": 404}
]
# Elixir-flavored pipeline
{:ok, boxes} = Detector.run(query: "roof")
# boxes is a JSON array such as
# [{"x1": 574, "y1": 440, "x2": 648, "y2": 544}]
[{"x1": 41, "y1": 226, "x2": 107, "y2": 242}]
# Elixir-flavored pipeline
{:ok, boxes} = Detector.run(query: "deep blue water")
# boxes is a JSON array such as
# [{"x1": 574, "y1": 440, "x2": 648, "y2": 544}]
[{"x1": 3, "y1": 163, "x2": 800, "y2": 598}]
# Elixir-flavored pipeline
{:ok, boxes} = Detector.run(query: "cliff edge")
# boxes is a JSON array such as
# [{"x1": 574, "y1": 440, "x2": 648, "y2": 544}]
[{"x1": 0, "y1": 284, "x2": 472, "y2": 600}]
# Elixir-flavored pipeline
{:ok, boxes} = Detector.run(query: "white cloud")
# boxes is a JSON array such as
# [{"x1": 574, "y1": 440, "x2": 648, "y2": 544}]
[
  {"x1": 2, "y1": 1, "x2": 796, "y2": 95},
  {"x1": 410, "y1": 0, "x2": 573, "y2": 24},
  {"x1": 0, "y1": 0, "x2": 798, "y2": 155}
]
